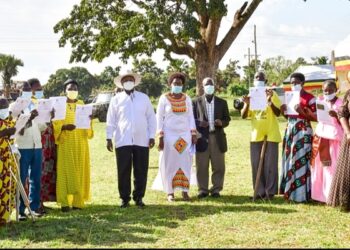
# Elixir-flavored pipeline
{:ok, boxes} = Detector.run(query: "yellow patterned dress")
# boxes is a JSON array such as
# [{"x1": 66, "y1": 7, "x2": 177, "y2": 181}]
[
  {"x1": 0, "y1": 118, "x2": 16, "y2": 224},
  {"x1": 53, "y1": 100, "x2": 93, "y2": 208}
]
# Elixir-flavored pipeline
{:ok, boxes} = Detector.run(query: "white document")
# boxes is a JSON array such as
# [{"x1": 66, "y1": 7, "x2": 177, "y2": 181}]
[
  {"x1": 316, "y1": 100, "x2": 333, "y2": 124},
  {"x1": 36, "y1": 99, "x2": 53, "y2": 123},
  {"x1": 284, "y1": 91, "x2": 300, "y2": 115},
  {"x1": 13, "y1": 114, "x2": 30, "y2": 139},
  {"x1": 75, "y1": 104, "x2": 93, "y2": 129},
  {"x1": 50, "y1": 96, "x2": 67, "y2": 121},
  {"x1": 9, "y1": 98, "x2": 31, "y2": 118},
  {"x1": 249, "y1": 87, "x2": 267, "y2": 111}
]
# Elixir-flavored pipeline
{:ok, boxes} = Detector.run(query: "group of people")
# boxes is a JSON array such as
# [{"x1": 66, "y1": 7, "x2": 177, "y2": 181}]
[
  {"x1": 106, "y1": 72, "x2": 231, "y2": 207},
  {"x1": 242, "y1": 71, "x2": 350, "y2": 211},
  {"x1": 1, "y1": 70, "x2": 350, "y2": 226},
  {"x1": 0, "y1": 78, "x2": 93, "y2": 223}
]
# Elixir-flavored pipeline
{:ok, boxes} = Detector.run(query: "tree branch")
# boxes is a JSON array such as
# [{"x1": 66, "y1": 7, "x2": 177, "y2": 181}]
[{"x1": 217, "y1": 0, "x2": 262, "y2": 61}]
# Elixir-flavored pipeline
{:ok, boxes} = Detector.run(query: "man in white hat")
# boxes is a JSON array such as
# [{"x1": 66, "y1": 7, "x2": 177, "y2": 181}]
[{"x1": 106, "y1": 72, "x2": 156, "y2": 208}]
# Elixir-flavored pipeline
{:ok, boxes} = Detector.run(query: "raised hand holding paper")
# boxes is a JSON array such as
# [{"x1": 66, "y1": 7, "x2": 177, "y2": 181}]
[{"x1": 50, "y1": 96, "x2": 67, "y2": 121}]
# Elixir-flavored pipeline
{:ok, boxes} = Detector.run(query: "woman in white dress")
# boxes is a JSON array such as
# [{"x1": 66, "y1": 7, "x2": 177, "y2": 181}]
[{"x1": 152, "y1": 73, "x2": 197, "y2": 202}]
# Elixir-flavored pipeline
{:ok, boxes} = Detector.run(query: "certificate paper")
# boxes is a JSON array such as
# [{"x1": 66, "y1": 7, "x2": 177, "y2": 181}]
[
  {"x1": 284, "y1": 91, "x2": 300, "y2": 115},
  {"x1": 50, "y1": 96, "x2": 67, "y2": 121},
  {"x1": 316, "y1": 100, "x2": 333, "y2": 124},
  {"x1": 249, "y1": 87, "x2": 267, "y2": 111},
  {"x1": 9, "y1": 98, "x2": 31, "y2": 118},
  {"x1": 13, "y1": 114, "x2": 30, "y2": 139},
  {"x1": 36, "y1": 99, "x2": 53, "y2": 123},
  {"x1": 75, "y1": 105, "x2": 93, "y2": 129}
]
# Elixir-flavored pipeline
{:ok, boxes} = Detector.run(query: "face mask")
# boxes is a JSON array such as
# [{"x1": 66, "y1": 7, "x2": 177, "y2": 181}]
[
  {"x1": 22, "y1": 91, "x2": 32, "y2": 99},
  {"x1": 291, "y1": 84, "x2": 302, "y2": 92},
  {"x1": 204, "y1": 85, "x2": 215, "y2": 95},
  {"x1": 67, "y1": 90, "x2": 78, "y2": 100},
  {"x1": 171, "y1": 85, "x2": 183, "y2": 94},
  {"x1": 35, "y1": 90, "x2": 44, "y2": 99},
  {"x1": 253, "y1": 80, "x2": 265, "y2": 87},
  {"x1": 324, "y1": 93, "x2": 336, "y2": 101},
  {"x1": 123, "y1": 81, "x2": 135, "y2": 91},
  {"x1": 0, "y1": 108, "x2": 9, "y2": 120}
]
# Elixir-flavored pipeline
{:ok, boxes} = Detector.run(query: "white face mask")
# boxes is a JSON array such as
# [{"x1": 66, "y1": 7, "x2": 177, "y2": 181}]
[
  {"x1": 291, "y1": 84, "x2": 302, "y2": 92},
  {"x1": 0, "y1": 108, "x2": 9, "y2": 120},
  {"x1": 253, "y1": 80, "x2": 265, "y2": 87},
  {"x1": 123, "y1": 81, "x2": 135, "y2": 91},
  {"x1": 324, "y1": 93, "x2": 336, "y2": 101},
  {"x1": 22, "y1": 91, "x2": 32, "y2": 99}
]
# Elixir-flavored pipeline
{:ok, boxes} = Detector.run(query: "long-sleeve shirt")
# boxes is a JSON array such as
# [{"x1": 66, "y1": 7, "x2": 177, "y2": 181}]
[
  {"x1": 106, "y1": 91, "x2": 157, "y2": 148},
  {"x1": 15, "y1": 99, "x2": 47, "y2": 149}
]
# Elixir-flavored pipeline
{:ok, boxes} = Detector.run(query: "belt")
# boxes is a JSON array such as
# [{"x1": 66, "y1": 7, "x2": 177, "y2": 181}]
[{"x1": 209, "y1": 130, "x2": 216, "y2": 134}]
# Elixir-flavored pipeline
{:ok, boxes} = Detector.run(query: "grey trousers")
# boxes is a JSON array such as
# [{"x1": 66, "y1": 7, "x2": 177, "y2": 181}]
[
  {"x1": 250, "y1": 141, "x2": 279, "y2": 197},
  {"x1": 196, "y1": 134, "x2": 225, "y2": 194}
]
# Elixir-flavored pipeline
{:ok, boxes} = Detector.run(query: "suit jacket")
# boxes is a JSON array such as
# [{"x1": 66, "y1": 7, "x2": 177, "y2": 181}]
[{"x1": 192, "y1": 95, "x2": 231, "y2": 153}]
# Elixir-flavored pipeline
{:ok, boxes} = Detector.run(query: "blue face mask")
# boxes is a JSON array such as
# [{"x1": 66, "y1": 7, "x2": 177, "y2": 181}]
[
  {"x1": 22, "y1": 91, "x2": 32, "y2": 99},
  {"x1": 35, "y1": 90, "x2": 44, "y2": 99},
  {"x1": 0, "y1": 108, "x2": 9, "y2": 120},
  {"x1": 204, "y1": 85, "x2": 215, "y2": 95},
  {"x1": 171, "y1": 85, "x2": 183, "y2": 94}
]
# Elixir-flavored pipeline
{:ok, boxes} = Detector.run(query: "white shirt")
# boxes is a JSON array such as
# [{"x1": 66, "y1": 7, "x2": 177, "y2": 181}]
[
  {"x1": 106, "y1": 91, "x2": 157, "y2": 148},
  {"x1": 205, "y1": 97, "x2": 215, "y2": 132},
  {"x1": 15, "y1": 101, "x2": 47, "y2": 149}
]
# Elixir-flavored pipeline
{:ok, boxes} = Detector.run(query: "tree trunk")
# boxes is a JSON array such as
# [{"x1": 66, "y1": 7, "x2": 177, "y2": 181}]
[
  {"x1": 4, "y1": 82, "x2": 10, "y2": 99},
  {"x1": 195, "y1": 52, "x2": 219, "y2": 96}
]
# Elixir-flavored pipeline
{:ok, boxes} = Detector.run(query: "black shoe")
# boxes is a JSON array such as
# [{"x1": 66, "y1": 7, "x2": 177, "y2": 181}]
[
  {"x1": 120, "y1": 201, "x2": 130, "y2": 208},
  {"x1": 72, "y1": 207, "x2": 82, "y2": 210},
  {"x1": 61, "y1": 206, "x2": 70, "y2": 213},
  {"x1": 19, "y1": 213, "x2": 27, "y2": 221},
  {"x1": 135, "y1": 200, "x2": 146, "y2": 208},
  {"x1": 249, "y1": 195, "x2": 265, "y2": 201},
  {"x1": 211, "y1": 193, "x2": 221, "y2": 198},
  {"x1": 197, "y1": 193, "x2": 209, "y2": 199}
]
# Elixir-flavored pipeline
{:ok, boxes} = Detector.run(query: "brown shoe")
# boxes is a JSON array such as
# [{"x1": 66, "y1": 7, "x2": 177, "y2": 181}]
[
  {"x1": 167, "y1": 194, "x2": 175, "y2": 202},
  {"x1": 182, "y1": 192, "x2": 191, "y2": 201}
]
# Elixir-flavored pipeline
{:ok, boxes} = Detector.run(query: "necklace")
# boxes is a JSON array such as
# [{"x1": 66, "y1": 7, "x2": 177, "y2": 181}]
[{"x1": 67, "y1": 103, "x2": 76, "y2": 112}]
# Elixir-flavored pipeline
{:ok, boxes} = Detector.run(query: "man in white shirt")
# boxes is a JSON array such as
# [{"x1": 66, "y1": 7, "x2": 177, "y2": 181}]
[
  {"x1": 16, "y1": 79, "x2": 47, "y2": 220},
  {"x1": 106, "y1": 72, "x2": 156, "y2": 208}
]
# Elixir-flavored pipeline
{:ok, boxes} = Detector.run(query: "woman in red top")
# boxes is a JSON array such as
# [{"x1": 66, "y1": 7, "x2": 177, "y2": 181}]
[{"x1": 280, "y1": 73, "x2": 317, "y2": 202}]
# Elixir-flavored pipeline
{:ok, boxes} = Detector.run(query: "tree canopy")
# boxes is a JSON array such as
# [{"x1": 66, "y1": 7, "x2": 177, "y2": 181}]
[
  {"x1": 0, "y1": 54, "x2": 24, "y2": 97},
  {"x1": 54, "y1": 0, "x2": 263, "y2": 95}
]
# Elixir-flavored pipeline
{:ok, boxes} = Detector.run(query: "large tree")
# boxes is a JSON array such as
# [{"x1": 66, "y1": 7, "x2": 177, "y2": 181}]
[
  {"x1": 54, "y1": 0, "x2": 263, "y2": 95},
  {"x1": 0, "y1": 54, "x2": 24, "y2": 98}
]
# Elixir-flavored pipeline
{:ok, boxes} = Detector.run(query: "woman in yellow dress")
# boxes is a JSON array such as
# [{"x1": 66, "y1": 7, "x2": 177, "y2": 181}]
[
  {"x1": 0, "y1": 97, "x2": 16, "y2": 225},
  {"x1": 53, "y1": 79, "x2": 93, "y2": 212}
]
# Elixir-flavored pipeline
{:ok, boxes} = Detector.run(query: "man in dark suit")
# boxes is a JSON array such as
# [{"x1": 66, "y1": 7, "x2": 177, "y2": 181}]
[{"x1": 192, "y1": 77, "x2": 231, "y2": 198}]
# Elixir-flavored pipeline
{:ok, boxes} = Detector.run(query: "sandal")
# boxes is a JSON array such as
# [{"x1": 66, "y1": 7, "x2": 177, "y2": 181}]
[{"x1": 167, "y1": 194, "x2": 175, "y2": 202}]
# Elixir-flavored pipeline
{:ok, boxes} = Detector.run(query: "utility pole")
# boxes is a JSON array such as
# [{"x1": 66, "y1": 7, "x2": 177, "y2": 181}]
[
  {"x1": 253, "y1": 24, "x2": 258, "y2": 73},
  {"x1": 244, "y1": 48, "x2": 254, "y2": 87}
]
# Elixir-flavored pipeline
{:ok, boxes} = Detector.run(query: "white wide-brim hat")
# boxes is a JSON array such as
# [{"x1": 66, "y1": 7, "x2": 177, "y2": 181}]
[{"x1": 114, "y1": 72, "x2": 142, "y2": 89}]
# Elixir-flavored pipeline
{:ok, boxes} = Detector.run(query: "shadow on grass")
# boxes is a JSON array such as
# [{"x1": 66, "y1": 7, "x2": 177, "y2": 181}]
[{"x1": 0, "y1": 202, "x2": 297, "y2": 247}]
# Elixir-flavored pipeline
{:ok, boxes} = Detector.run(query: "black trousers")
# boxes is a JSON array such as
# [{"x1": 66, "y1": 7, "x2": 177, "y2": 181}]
[{"x1": 116, "y1": 146, "x2": 149, "y2": 202}]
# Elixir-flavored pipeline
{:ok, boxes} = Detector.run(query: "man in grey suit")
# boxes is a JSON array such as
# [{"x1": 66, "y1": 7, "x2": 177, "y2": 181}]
[{"x1": 192, "y1": 77, "x2": 231, "y2": 198}]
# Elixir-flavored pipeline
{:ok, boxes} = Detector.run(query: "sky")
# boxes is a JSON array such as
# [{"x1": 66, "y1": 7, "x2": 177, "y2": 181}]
[{"x1": 0, "y1": 0, "x2": 349, "y2": 85}]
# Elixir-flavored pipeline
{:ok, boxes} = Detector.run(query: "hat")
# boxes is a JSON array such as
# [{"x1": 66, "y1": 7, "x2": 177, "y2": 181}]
[{"x1": 114, "y1": 72, "x2": 142, "y2": 89}]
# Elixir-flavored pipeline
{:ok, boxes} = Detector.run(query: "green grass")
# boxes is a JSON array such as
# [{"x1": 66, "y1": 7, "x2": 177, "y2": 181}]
[{"x1": 1, "y1": 116, "x2": 350, "y2": 248}]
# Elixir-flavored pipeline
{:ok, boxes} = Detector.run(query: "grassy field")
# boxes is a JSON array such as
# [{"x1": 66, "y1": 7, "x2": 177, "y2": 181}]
[{"x1": 1, "y1": 115, "x2": 350, "y2": 248}]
